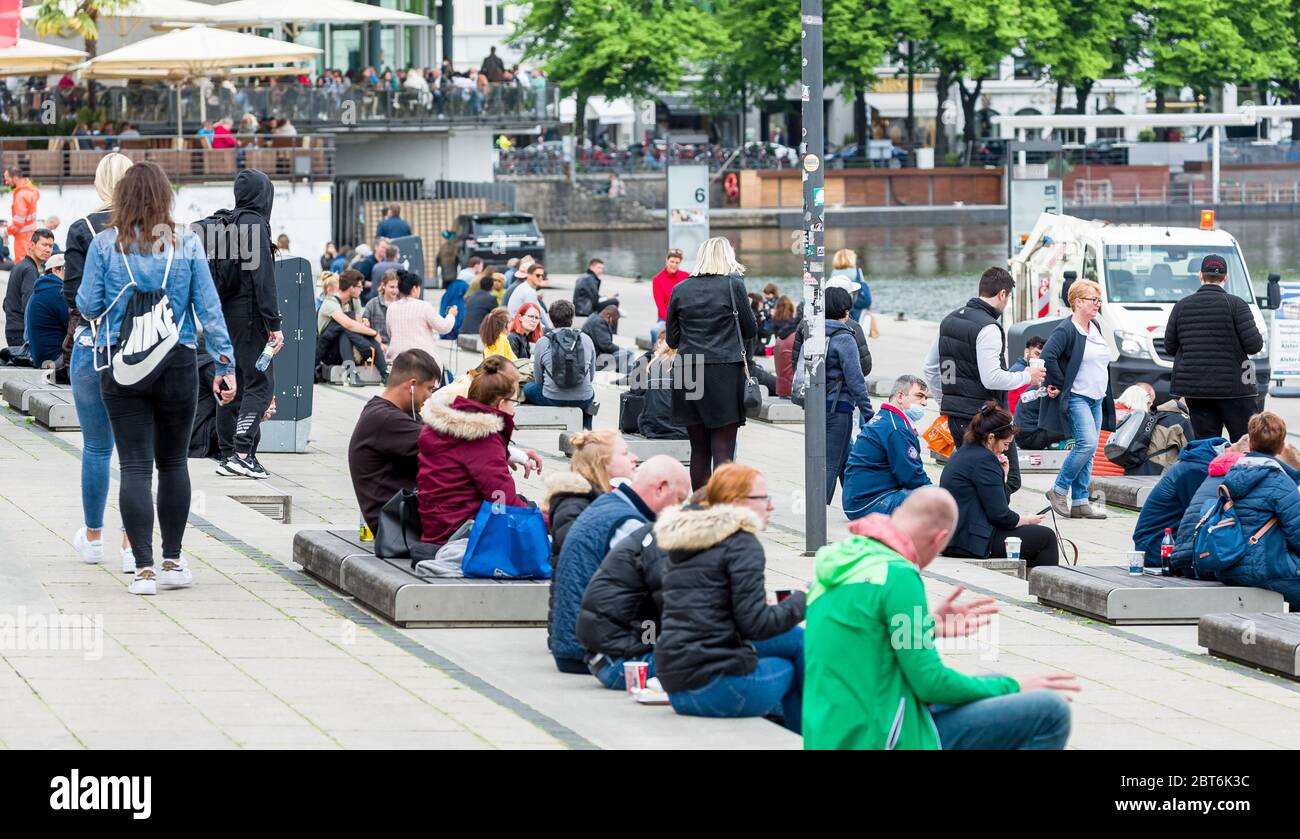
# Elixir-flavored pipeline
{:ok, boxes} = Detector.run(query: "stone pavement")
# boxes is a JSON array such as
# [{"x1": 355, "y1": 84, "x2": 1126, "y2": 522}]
[{"x1": 4, "y1": 269, "x2": 1300, "y2": 749}]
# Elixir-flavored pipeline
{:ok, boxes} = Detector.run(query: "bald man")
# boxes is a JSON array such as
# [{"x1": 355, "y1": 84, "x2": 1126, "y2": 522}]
[
  {"x1": 803, "y1": 487, "x2": 1079, "y2": 750},
  {"x1": 549, "y1": 455, "x2": 692, "y2": 674}
]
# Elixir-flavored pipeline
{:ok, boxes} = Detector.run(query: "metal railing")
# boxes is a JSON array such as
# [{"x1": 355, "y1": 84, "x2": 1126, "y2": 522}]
[
  {"x1": 10, "y1": 81, "x2": 561, "y2": 132},
  {"x1": 0, "y1": 134, "x2": 334, "y2": 186},
  {"x1": 1066, "y1": 181, "x2": 1300, "y2": 206}
]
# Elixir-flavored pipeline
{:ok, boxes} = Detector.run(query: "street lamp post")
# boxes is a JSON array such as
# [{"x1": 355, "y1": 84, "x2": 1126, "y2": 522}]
[{"x1": 801, "y1": 0, "x2": 826, "y2": 554}]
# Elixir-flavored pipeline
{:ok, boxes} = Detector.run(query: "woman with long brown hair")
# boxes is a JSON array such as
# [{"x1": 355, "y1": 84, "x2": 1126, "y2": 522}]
[
  {"x1": 77, "y1": 161, "x2": 237, "y2": 596},
  {"x1": 479, "y1": 306, "x2": 515, "y2": 360}
]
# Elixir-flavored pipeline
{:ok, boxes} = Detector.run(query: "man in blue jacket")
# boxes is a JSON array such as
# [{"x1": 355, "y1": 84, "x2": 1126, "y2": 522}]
[
  {"x1": 842, "y1": 375, "x2": 932, "y2": 519},
  {"x1": 24, "y1": 252, "x2": 68, "y2": 367},
  {"x1": 1131, "y1": 436, "x2": 1226, "y2": 566}
]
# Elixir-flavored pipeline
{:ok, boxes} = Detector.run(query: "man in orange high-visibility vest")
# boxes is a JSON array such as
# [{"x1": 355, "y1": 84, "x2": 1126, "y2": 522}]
[{"x1": 4, "y1": 163, "x2": 39, "y2": 264}]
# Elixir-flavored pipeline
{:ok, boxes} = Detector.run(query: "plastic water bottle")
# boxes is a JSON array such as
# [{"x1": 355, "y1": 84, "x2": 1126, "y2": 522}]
[
  {"x1": 254, "y1": 340, "x2": 275, "y2": 372},
  {"x1": 1160, "y1": 528, "x2": 1175, "y2": 575}
]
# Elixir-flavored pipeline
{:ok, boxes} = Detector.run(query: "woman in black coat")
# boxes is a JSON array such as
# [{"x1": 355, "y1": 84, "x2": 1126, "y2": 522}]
[
  {"x1": 665, "y1": 237, "x2": 758, "y2": 489},
  {"x1": 940, "y1": 403, "x2": 1059, "y2": 567},
  {"x1": 1040, "y1": 279, "x2": 1117, "y2": 520}
]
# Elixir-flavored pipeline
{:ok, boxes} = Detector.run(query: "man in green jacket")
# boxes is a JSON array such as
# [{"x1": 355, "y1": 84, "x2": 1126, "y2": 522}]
[{"x1": 804, "y1": 487, "x2": 1078, "y2": 749}]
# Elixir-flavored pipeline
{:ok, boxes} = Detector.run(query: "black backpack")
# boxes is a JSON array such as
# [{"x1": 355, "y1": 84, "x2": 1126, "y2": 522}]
[
  {"x1": 190, "y1": 208, "x2": 243, "y2": 302},
  {"x1": 549, "y1": 328, "x2": 586, "y2": 389}
]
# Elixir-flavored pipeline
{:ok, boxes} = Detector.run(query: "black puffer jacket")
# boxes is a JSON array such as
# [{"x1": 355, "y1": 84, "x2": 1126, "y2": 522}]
[
  {"x1": 665, "y1": 274, "x2": 756, "y2": 363},
  {"x1": 543, "y1": 471, "x2": 602, "y2": 559},
  {"x1": 573, "y1": 270, "x2": 601, "y2": 317},
  {"x1": 575, "y1": 522, "x2": 665, "y2": 659},
  {"x1": 653, "y1": 504, "x2": 806, "y2": 693},
  {"x1": 581, "y1": 313, "x2": 620, "y2": 357},
  {"x1": 1164, "y1": 283, "x2": 1264, "y2": 399}
]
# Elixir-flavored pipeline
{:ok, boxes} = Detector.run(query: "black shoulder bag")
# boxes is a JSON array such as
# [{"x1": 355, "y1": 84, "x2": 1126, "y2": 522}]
[{"x1": 730, "y1": 278, "x2": 763, "y2": 417}]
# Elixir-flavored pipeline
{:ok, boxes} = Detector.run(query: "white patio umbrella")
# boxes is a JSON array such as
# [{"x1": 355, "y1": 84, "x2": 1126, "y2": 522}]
[
  {"x1": 0, "y1": 38, "x2": 86, "y2": 75},
  {"x1": 78, "y1": 26, "x2": 321, "y2": 136},
  {"x1": 197, "y1": 0, "x2": 433, "y2": 25}
]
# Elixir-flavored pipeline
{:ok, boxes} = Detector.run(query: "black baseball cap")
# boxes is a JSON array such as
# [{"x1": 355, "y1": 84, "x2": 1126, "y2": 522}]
[{"x1": 1200, "y1": 254, "x2": 1227, "y2": 275}]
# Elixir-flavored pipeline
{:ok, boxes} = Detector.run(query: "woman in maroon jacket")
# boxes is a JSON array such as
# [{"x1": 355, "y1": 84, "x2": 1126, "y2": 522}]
[{"x1": 417, "y1": 356, "x2": 528, "y2": 545}]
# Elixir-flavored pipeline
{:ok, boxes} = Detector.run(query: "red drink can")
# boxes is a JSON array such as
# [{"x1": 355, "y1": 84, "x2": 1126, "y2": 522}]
[{"x1": 623, "y1": 661, "x2": 648, "y2": 694}]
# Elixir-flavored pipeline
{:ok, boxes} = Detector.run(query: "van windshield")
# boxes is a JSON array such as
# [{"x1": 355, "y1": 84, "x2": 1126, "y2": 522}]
[
  {"x1": 1103, "y1": 245, "x2": 1253, "y2": 304},
  {"x1": 471, "y1": 217, "x2": 538, "y2": 237}
]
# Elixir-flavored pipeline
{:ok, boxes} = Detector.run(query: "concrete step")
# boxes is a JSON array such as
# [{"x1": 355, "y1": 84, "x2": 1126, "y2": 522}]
[
  {"x1": 293, "y1": 529, "x2": 548, "y2": 627},
  {"x1": 457, "y1": 334, "x2": 484, "y2": 354},
  {"x1": 636, "y1": 334, "x2": 653, "y2": 351},
  {"x1": 1029, "y1": 565, "x2": 1285, "y2": 625},
  {"x1": 514, "y1": 405, "x2": 583, "y2": 432},
  {"x1": 29, "y1": 389, "x2": 78, "y2": 431},
  {"x1": 559, "y1": 431, "x2": 691, "y2": 464},
  {"x1": 755, "y1": 396, "x2": 803, "y2": 424},
  {"x1": 1090, "y1": 475, "x2": 1160, "y2": 511},
  {"x1": 3, "y1": 378, "x2": 68, "y2": 414},
  {"x1": 325, "y1": 362, "x2": 383, "y2": 386},
  {"x1": 1199, "y1": 612, "x2": 1300, "y2": 679}
]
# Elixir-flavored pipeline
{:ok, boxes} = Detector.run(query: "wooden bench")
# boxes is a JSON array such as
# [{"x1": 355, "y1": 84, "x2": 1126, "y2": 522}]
[
  {"x1": 1089, "y1": 475, "x2": 1161, "y2": 511},
  {"x1": 513, "y1": 405, "x2": 583, "y2": 432},
  {"x1": 1029, "y1": 565, "x2": 1284, "y2": 625},
  {"x1": 754, "y1": 396, "x2": 803, "y2": 424},
  {"x1": 457, "y1": 334, "x2": 484, "y2": 353},
  {"x1": 293, "y1": 529, "x2": 548, "y2": 627},
  {"x1": 324, "y1": 362, "x2": 383, "y2": 386},
  {"x1": 3, "y1": 378, "x2": 67, "y2": 414},
  {"x1": 1199, "y1": 612, "x2": 1300, "y2": 679},
  {"x1": 932, "y1": 447, "x2": 1070, "y2": 473},
  {"x1": 28, "y1": 389, "x2": 78, "y2": 431},
  {"x1": 559, "y1": 431, "x2": 691, "y2": 464}
]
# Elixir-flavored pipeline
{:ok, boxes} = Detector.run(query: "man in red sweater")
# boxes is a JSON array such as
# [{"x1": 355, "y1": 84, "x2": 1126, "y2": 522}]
[{"x1": 650, "y1": 248, "x2": 687, "y2": 342}]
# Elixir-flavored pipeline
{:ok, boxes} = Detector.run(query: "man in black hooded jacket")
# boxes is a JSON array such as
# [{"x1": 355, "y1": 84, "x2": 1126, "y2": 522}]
[{"x1": 202, "y1": 169, "x2": 283, "y2": 479}]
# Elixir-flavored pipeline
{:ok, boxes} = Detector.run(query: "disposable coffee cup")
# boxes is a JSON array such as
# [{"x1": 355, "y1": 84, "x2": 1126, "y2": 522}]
[
  {"x1": 624, "y1": 661, "x2": 648, "y2": 695},
  {"x1": 1029, "y1": 358, "x2": 1045, "y2": 370},
  {"x1": 1005, "y1": 537, "x2": 1022, "y2": 560},
  {"x1": 1127, "y1": 550, "x2": 1145, "y2": 576}
]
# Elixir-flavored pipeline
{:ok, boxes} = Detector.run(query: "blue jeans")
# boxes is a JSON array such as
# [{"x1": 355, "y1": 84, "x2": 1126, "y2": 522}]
[
  {"x1": 844, "y1": 487, "x2": 914, "y2": 521},
  {"x1": 668, "y1": 627, "x2": 804, "y2": 733},
  {"x1": 591, "y1": 652, "x2": 656, "y2": 690},
  {"x1": 931, "y1": 690, "x2": 1072, "y2": 750},
  {"x1": 522, "y1": 381, "x2": 593, "y2": 430},
  {"x1": 70, "y1": 335, "x2": 115, "y2": 531},
  {"x1": 1053, "y1": 393, "x2": 1102, "y2": 505}
]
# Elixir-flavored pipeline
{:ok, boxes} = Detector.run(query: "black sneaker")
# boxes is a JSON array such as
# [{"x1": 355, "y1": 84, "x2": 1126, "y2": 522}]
[
  {"x1": 214, "y1": 457, "x2": 241, "y2": 477},
  {"x1": 225, "y1": 453, "x2": 269, "y2": 479},
  {"x1": 248, "y1": 455, "x2": 270, "y2": 480}
]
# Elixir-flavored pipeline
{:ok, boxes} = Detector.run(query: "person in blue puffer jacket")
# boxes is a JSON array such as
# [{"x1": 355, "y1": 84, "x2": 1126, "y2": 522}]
[
  {"x1": 438, "y1": 275, "x2": 468, "y2": 339},
  {"x1": 1210, "y1": 412, "x2": 1300, "y2": 606},
  {"x1": 842, "y1": 374, "x2": 931, "y2": 519},
  {"x1": 1131, "y1": 436, "x2": 1227, "y2": 567},
  {"x1": 823, "y1": 286, "x2": 874, "y2": 504}
]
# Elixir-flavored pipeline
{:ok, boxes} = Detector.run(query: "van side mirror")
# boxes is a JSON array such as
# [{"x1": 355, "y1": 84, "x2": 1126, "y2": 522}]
[
  {"x1": 1258, "y1": 273, "x2": 1281, "y2": 310},
  {"x1": 1060, "y1": 270, "x2": 1077, "y2": 308}
]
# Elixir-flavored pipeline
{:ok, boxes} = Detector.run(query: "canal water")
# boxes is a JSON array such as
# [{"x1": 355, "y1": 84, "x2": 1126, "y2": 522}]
[{"x1": 547, "y1": 220, "x2": 1300, "y2": 322}]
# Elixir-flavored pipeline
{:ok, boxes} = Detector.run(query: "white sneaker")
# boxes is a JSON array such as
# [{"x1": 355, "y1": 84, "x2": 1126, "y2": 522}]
[
  {"x1": 158, "y1": 557, "x2": 193, "y2": 588},
  {"x1": 73, "y1": 527, "x2": 104, "y2": 565},
  {"x1": 121, "y1": 546, "x2": 136, "y2": 574},
  {"x1": 128, "y1": 567, "x2": 157, "y2": 596}
]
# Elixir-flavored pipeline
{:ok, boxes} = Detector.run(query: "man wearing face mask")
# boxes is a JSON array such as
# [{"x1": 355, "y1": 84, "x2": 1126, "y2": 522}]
[
  {"x1": 347, "y1": 349, "x2": 443, "y2": 534},
  {"x1": 841, "y1": 375, "x2": 933, "y2": 520}
]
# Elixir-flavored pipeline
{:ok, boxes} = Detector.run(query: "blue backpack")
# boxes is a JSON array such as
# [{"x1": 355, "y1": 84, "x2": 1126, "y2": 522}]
[{"x1": 1192, "y1": 485, "x2": 1276, "y2": 576}]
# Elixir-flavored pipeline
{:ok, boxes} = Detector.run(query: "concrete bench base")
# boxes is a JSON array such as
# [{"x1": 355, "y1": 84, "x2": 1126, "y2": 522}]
[
  {"x1": 1089, "y1": 475, "x2": 1160, "y2": 511},
  {"x1": 325, "y1": 362, "x2": 383, "y2": 386},
  {"x1": 3, "y1": 379, "x2": 69, "y2": 414},
  {"x1": 457, "y1": 334, "x2": 484, "y2": 353},
  {"x1": 1029, "y1": 565, "x2": 1284, "y2": 625},
  {"x1": 559, "y1": 431, "x2": 691, "y2": 464},
  {"x1": 755, "y1": 396, "x2": 803, "y2": 424},
  {"x1": 514, "y1": 405, "x2": 583, "y2": 432},
  {"x1": 1200, "y1": 612, "x2": 1300, "y2": 678},
  {"x1": 931, "y1": 447, "x2": 1070, "y2": 474},
  {"x1": 0, "y1": 368, "x2": 50, "y2": 388},
  {"x1": 636, "y1": 334, "x2": 653, "y2": 351},
  {"x1": 294, "y1": 529, "x2": 549, "y2": 627},
  {"x1": 962, "y1": 558, "x2": 1027, "y2": 580},
  {"x1": 29, "y1": 389, "x2": 78, "y2": 431}
]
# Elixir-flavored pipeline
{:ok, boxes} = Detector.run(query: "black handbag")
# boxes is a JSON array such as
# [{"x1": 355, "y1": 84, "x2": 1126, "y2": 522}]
[
  {"x1": 375, "y1": 488, "x2": 422, "y2": 560},
  {"x1": 730, "y1": 281, "x2": 764, "y2": 418},
  {"x1": 618, "y1": 390, "x2": 645, "y2": 434}
]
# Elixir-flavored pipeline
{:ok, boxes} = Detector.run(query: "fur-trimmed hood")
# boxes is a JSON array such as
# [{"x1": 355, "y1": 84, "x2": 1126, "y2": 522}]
[
  {"x1": 420, "y1": 394, "x2": 508, "y2": 441},
  {"x1": 653, "y1": 503, "x2": 763, "y2": 554},
  {"x1": 543, "y1": 470, "x2": 600, "y2": 507}
]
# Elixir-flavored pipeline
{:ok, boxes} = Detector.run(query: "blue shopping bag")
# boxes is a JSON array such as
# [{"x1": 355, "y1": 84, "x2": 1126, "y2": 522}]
[{"x1": 462, "y1": 500, "x2": 553, "y2": 579}]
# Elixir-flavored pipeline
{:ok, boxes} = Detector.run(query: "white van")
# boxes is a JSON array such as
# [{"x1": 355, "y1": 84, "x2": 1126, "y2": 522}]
[{"x1": 1008, "y1": 211, "x2": 1278, "y2": 406}]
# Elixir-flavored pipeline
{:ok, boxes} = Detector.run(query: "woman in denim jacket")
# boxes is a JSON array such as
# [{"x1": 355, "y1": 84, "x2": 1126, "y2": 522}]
[{"x1": 77, "y1": 161, "x2": 237, "y2": 596}]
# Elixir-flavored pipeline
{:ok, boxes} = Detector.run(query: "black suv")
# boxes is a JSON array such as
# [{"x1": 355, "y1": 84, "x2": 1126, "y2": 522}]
[{"x1": 453, "y1": 212, "x2": 546, "y2": 270}]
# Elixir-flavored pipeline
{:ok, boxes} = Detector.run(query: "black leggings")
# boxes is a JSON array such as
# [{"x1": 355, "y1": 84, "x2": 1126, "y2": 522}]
[
  {"x1": 946, "y1": 524, "x2": 1058, "y2": 568},
  {"x1": 686, "y1": 422, "x2": 739, "y2": 490},
  {"x1": 100, "y1": 349, "x2": 198, "y2": 568}
]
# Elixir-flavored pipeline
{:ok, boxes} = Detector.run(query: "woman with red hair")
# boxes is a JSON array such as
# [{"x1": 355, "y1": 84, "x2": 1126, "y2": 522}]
[{"x1": 507, "y1": 302, "x2": 543, "y2": 359}]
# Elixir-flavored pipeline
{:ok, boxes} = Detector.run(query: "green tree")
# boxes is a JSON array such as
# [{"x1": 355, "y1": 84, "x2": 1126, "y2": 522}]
[
  {"x1": 880, "y1": 0, "x2": 931, "y2": 153},
  {"x1": 508, "y1": 0, "x2": 711, "y2": 139},
  {"x1": 32, "y1": 0, "x2": 139, "y2": 107},
  {"x1": 1020, "y1": 0, "x2": 1135, "y2": 116}
]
